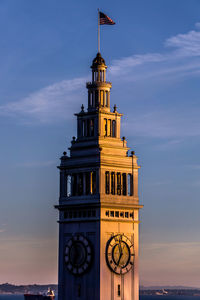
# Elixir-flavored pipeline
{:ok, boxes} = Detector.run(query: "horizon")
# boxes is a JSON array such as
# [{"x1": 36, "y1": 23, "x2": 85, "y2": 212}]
[
  {"x1": 0, "y1": 0, "x2": 200, "y2": 286},
  {"x1": 1, "y1": 283, "x2": 200, "y2": 290}
]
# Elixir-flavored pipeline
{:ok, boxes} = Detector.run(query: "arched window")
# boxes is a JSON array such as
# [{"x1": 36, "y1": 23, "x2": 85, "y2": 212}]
[
  {"x1": 117, "y1": 173, "x2": 121, "y2": 195},
  {"x1": 88, "y1": 92, "x2": 92, "y2": 107},
  {"x1": 78, "y1": 174, "x2": 83, "y2": 195},
  {"x1": 108, "y1": 119, "x2": 111, "y2": 136},
  {"x1": 112, "y1": 120, "x2": 116, "y2": 137},
  {"x1": 105, "y1": 171, "x2": 110, "y2": 194},
  {"x1": 100, "y1": 90, "x2": 104, "y2": 105},
  {"x1": 105, "y1": 91, "x2": 108, "y2": 106},
  {"x1": 90, "y1": 119, "x2": 94, "y2": 136},
  {"x1": 122, "y1": 173, "x2": 127, "y2": 195},
  {"x1": 111, "y1": 172, "x2": 115, "y2": 195},
  {"x1": 104, "y1": 119, "x2": 107, "y2": 136},
  {"x1": 72, "y1": 174, "x2": 77, "y2": 196},
  {"x1": 82, "y1": 120, "x2": 85, "y2": 137},
  {"x1": 85, "y1": 172, "x2": 90, "y2": 195},
  {"x1": 91, "y1": 171, "x2": 96, "y2": 194},
  {"x1": 128, "y1": 174, "x2": 133, "y2": 196},
  {"x1": 67, "y1": 175, "x2": 71, "y2": 197}
]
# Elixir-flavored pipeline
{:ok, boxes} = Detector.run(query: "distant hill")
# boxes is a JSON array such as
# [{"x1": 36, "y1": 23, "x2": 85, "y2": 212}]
[
  {"x1": 0, "y1": 283, "x2": 58, "y2": 295},
  {"x1": 140, "y1": 285, "x2": 200, "y2": 290}
]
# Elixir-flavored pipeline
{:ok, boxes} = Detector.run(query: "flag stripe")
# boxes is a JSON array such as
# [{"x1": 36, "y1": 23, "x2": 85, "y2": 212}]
[{"x1": 99, "y1": 12, "x2": 115, "y2": 25}]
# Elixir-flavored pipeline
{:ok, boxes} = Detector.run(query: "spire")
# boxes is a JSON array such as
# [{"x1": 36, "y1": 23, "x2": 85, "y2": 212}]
[
  {"x1": 86, "y1": 53, "x2": 111, "y2": 111},
  {"x1": 91, "y1": 52, "x2": 107, "y2": 69},
  {"x1": 91, "y1": 52, "x2": 107, "y2": 83}
]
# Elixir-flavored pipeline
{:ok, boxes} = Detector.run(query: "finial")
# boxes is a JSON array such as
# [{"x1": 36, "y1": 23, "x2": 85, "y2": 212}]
[
  {"x1": 60, "y1": 151, "x2": 68, "y2": 161},
  {"x1": 113, "y1": 104, "x2": 117, "y2": 113},
  {"x1": 81, "y1": 104, "x2": 84, "y2": 112}
]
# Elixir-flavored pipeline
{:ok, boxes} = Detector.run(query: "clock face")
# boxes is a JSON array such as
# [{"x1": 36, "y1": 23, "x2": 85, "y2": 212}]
[
  {"x1": 64, "y1": 234, "x2": 92, "y2": 275},
  {"x1": 106, "y1": 234, "x2": 134, "y2": 275}
]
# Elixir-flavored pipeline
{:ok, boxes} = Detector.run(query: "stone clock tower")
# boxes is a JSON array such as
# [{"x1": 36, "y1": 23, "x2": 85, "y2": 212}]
[{"x1": 56, "y1": 53, "x2": 143, "y2": 300}]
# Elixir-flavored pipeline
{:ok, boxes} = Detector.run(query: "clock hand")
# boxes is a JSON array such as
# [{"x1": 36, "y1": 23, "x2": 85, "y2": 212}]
[{"x1": 116, "y1": 242, "x2": 123, "y2": 265}]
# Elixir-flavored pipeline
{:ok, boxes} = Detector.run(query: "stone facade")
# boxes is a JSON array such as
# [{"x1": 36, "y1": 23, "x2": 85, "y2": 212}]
[{"x1": 56, "y1": 53, "x2": 143, "y2": 300}]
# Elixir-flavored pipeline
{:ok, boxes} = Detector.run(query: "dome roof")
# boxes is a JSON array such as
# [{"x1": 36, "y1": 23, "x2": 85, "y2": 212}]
[{"x1": 91, "y1": 52, "x2": 107, "y2": 69}]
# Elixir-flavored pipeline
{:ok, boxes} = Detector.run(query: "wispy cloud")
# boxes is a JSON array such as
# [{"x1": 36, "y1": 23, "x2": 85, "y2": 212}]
[
  {"x1": 110, "y1": 23, "x2": 200, "y2": 78},
  {"x1": 1, "y1": 23, "x2": 200, "y2": 130},
  {"x1": 0, "y1": 77, "x2": 87, "y2": 123},
  {"x1": 165, "y1": 28, "x2": 200, "y2": 56}
]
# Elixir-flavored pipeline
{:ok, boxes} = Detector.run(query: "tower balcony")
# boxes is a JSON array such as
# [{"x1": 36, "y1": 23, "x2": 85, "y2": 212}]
[{"x1": 86, "y1": 81, "x2": 112, "y2": 89}]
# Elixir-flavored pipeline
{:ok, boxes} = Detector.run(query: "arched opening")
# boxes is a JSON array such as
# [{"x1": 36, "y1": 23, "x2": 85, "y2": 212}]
[{"x1": 112, "y1": 120, "x2": 116, "y2": 137}]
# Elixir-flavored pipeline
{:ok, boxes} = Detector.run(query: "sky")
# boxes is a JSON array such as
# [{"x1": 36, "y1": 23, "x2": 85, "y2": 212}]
[{"x1": 0, "y1": 0, "x2": 200, "y2": 287}]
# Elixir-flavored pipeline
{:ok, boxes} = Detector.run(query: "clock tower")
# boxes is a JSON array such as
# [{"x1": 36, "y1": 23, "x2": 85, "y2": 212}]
[{"x1": 56, "y1": 52, "x2": 143, "y2": 300}]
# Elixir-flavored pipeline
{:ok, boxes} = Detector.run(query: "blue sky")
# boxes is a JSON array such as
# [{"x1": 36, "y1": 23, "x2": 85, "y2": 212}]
[{"x1": 0, "y1": 0, "x2": 200, "y2": 286}]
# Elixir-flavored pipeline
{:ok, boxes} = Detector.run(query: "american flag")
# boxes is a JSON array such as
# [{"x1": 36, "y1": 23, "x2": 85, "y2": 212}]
[{"x1": 99, "y1": 12, "x2": 115, "y2": 25}]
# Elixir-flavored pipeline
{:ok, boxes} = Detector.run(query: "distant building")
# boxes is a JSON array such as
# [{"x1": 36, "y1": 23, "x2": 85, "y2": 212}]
[{"x1": 55, "y1": 52, "x2": 143, "y2": 300}]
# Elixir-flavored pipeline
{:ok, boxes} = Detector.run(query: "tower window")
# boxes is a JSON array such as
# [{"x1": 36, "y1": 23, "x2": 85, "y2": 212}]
[
  {"x1": 108, "y1": 119, "x2": 111, "y2": 136},
  {"x1": 72, "y1": 174, "x2": 77, "y2": 196},
  {"x1": 88, "y1": 92, "x2": 92, "y2": 107},
  {"x1": 78, "y1": 173, "x2": 83, "y2": 195},
  {"x1": 77, "y1": 284, "x2": 81, "y2": 297},
  {"x1": 90, "y1": 119, "x2": 94, "y2": 136},
  {"x1": 105, "y1": 171, "x2": 110, "y2": 194},
  {"x1": 122, "y1": 173, "x2": 127, "y2": 195},
  {"x1": 82, "y1": 120, "x2": 85, "y2": 137},
  {"x1": 85, "y1": 172, "x2": 90, "y2": 195},
  {"x1": 67, "y1": 175, "x2": 71, "y2": 197},
  {"x1": 117, "y1": 173, "x2": 121, "y2": 195},
  {"x1": 105, "y1": 91, "x2": 108, "y2": 106},
  {"x1": 118, "y1": 285, "x2": 121, "y2": 297},
  {"x1": 87, "y1": 119, "x2": 90, "y2": 136},
  {"x1": 91, "y1": 171, "x2": 96, "y2": 194},
  {"x1": 111, "y1": 172, "x2": 115, "y2": 195},
  {"x1": 100, "y1": 90, "x2": 104, "y2": 105},
  {"x1": 128, "y1": 174, "x2": 133, "y2": 196},
  {"x1": 95, "y1": 71, "x2": 98, "y2": 81},
  {"x1": 104, "y1": 119, "x2": 107, "y2": 136},
  {"x1": 100, "y1": 71, "x2": 102, "y2": 81},
  {"x1": 112, "y1": 120, "x2": 116, "y2": 137}
]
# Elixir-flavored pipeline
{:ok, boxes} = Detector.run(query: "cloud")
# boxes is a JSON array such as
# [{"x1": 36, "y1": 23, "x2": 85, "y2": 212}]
[
  {"x1": 0, "y1": 77, "x2": 87, "y2": 123},
  {"x1": 109, "y1": 53, "x2": 166, "y2": 75},
  {"x1": 1, "y1": 22, "x2": 200, "y2": 129},
  {"x1": 165, "y1": 29, "x2": 200, "y2": 56},
  {"x1": 110, "y1": 24, "x2": 200, "y2": 79}
]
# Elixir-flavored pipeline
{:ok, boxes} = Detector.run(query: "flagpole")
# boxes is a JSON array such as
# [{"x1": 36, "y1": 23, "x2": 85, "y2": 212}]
[{"x1": 98, "y1": 9, "x2": 100, "y2": 53}]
